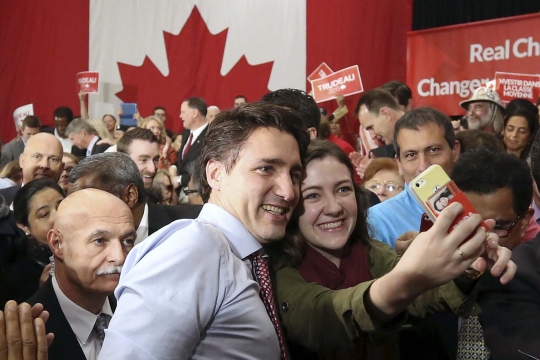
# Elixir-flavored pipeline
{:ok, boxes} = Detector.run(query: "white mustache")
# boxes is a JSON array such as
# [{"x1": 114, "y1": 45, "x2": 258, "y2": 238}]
[{"x1": 96, "y1": 264, "x2": 123, "y2": 276}]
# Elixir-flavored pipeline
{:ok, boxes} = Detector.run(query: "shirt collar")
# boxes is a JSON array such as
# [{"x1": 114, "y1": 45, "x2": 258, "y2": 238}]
[
  {"x1": 52, "y1": 275, "x2": 112, "y2": 345},
  {"x1": 198, "y1": 203, "x2": 262, "y2": 259},
  {"x1": 86, "y1": 136, "x2": 99, "y2": 155},
  {"x1": 135, "y1": 203, "x2": 149, "y2": 245},
  {"x1": 189, "y1": 122, "x2": 208, "y2": 143}
]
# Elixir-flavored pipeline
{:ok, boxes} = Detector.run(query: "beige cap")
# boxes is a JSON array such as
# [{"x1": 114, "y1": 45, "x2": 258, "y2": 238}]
[{"x1": 460, "y1": 87, "x2": 505, "y2": 111}]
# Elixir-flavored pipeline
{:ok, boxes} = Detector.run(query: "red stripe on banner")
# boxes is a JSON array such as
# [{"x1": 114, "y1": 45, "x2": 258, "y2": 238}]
[{"x1": 0, "y1": 0, "x2": 89, "y2": 142}]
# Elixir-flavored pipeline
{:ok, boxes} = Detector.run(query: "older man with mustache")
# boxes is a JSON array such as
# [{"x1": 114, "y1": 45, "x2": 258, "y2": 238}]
[{"x1": 27, "y1": 188, "x2": 136, "y2": 360}]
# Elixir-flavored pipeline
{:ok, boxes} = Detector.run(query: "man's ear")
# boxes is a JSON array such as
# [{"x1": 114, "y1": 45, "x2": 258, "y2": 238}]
[
  {"x1": 380, "y1": 107, "x2": 391, "y2": 120},
  {"x1": 19, "y1": 153, "x2": 25, "y2": 168},
  {"x1": 453, "y1": 140, "x2": 461, "y2": 162},
  {"x1": 307, "y1": 127, "x2": 317, "y2": 140},
  {"x1": 519, "y1": 208, "x2": 534, "y2": 239},
  {"x1": 206, "y1": 160, "x2": 223, "y2": 192},
  {"x1": 406, "y1": 98, "x2": 413, "y2": 112},
  {"x1": 48, "y1": 229, "x2": 64, "y2": 261},
  {"x1": 396, "y1": 154, "x2": 404, "y2": 177},
  {"x1": 121, "y1": 184, "x2": 139, "y2": 208}
]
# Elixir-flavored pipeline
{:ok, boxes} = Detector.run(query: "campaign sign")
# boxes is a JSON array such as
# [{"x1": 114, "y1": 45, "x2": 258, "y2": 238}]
[
  {"x1": 311, "y1": 65, "x2": 364, "y2": 103},
  {"x1": 13, "y1": 104, "x2": 34, "y2": 129},
  {"x1": 495, "y1": 71, "x2": 540, "y2": 103},
  {"x1": 307, "y1": 62, "x2": 334, "y2": 82},
  {"x1": 77, "y1": 71, "x2": 100, "y2": 93}
]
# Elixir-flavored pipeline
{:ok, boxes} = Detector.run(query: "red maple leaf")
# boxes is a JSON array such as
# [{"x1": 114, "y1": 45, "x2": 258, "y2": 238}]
[{"x1": 115, "y1": 6, "x2": 273, "y2": 134}]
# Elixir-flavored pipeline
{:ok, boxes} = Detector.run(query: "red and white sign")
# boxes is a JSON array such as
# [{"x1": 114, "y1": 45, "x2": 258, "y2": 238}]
[
  {"x1": 311, "y1": 65, "x2": 364, "y2": 103},
  {"x1": 307, "y1": 62, "x2": 334, "y2": 82},
  {"x1": 77, "y1": 71, "x2": 99, "y2": 93},
  {"x1": 12, "y1": 104, "x2": 34, "y2": 130},
  {"x1": 407, "y1": 13, "x2": 540, "y2": 115},
  {"x1": 494, "y1": 71, "x2": 540, "y2": 104}
]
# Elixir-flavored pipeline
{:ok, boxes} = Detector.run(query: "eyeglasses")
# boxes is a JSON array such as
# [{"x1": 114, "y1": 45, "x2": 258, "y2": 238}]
[
  {"x1": 493, "y1": 214, "x2": 521, "y2": 238},
  {"x1": 183, "y1": 188, "x2": 199, "y2": 195},
  {"x1": 364, "y1": 181, "x2": 404, "y2": 193}
]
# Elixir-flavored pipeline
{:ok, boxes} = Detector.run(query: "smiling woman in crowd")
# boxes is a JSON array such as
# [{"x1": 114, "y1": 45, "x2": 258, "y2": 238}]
[
  {"x1": 0, "y1": 178, "x2": 65, "y2": 307},
  {"x1": 502, "y1": 99, "x2": 539, "y2": 161},
  {"x1": 140, "y1": 116, "x2": 177, "y2": 169}
]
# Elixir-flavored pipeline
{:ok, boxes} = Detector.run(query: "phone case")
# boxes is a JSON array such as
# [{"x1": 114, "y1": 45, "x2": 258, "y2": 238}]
[
  {"x1": 410, "y1": 165, "x2": 488, "y2": 234},
  {"x1": 409, "y1": 165, "x2": 451, "y2": 221}
]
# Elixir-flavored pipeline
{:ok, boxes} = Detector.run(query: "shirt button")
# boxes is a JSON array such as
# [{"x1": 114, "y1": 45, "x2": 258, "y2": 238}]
[{"x1": 280, "y1": 302, "x2": 289, "y2": 312}]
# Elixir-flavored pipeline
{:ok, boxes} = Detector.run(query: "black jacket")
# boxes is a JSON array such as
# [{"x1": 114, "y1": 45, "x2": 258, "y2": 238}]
[
  {"x1": 27, "y1": 277, "x2": 117, "y2": 360},
  {"x1": 148, "y1": 203, "x2": 202, "y2": 235},
  {"x1": 175, "y1": 127, "x2": 207, "y2": 188}
]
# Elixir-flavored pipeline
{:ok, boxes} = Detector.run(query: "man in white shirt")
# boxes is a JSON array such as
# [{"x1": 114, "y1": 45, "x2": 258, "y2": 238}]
[
  {"x1": 99, "y1": 103, "x2": 310, "y2": 359},
  {"x1": 65, "y1": 118, "x2": 110, "y2": 159},
  {"x1": 27, "y1": 188, "x2": 136, "y2": 360},
  {"x1": 116, "y1": 128, "x2": 160, "y2": 188}
]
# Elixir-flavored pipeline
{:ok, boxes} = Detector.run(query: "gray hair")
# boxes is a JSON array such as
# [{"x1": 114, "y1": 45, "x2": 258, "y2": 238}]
[
  {"x1": 65, "y1": 117, "x2": 96, "y2": 136},
  {"x1": 68, "y1": 152, "x2": 146, "y2": 204}
]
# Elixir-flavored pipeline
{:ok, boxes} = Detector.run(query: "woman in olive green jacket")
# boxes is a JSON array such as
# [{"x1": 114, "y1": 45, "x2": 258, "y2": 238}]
[{"x1": 269, "y1": 141, "x2": 516, "y2": 358}]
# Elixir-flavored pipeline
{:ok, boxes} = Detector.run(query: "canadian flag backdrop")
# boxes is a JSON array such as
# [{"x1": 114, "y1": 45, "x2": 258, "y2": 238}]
[{"x1": 0, "y1": 0, "x2": 412, "y2": 142}]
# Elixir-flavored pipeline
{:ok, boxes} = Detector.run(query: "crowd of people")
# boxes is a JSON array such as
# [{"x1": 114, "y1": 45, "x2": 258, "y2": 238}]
[{"x1": 0, "y1": 82, "x2": 540, "y2": 360}]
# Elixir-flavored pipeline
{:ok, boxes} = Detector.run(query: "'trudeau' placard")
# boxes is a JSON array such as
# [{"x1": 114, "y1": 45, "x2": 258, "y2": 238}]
[
  {"x1": 494, "y1": 71, "x2": 540, "y2": 104},
  {"x1": 13, "y1": 104, "x2": 34, "y2": 130},
  {"x1": 307, "y1": 62, "x2": 334, "y2": 82},
  {"x1": 77, "y1": 71, "x2": 100, "y2": 93},
  {"x1": 310, "y1": 65, "x2": 363, "y2": 103}
]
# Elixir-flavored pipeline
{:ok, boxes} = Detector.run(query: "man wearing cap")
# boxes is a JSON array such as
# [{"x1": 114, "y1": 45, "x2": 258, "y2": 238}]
[{"x1": 459, "y1": 87, "x2": 505, "y2": 134}]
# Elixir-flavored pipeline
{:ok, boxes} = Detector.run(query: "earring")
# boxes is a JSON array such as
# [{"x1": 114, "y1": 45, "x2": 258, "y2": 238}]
[{"x1": 49, "y1": 255, "x2": 55, "y2": 275}]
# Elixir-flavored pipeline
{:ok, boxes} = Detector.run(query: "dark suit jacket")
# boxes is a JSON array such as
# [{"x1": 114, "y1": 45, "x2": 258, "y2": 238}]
[
  {"x1": 0, "y1": 184, "x2": 21, "y2": 207},
  {"x1": 147, "y1": 203, "x2": 202, "y2": 235},
  {"x1": 86, "y1": 137, "x2": 110, "y2": 158},
  {"x1": 41, "y1": 127, "x2": 86, "y2": 158},
  {"x1": 0, "y1": 138, "x2": 25, "y2": 168},
  {"x1": 370, "y1": 144, "x2": 396, "y2": 159},
  {"x1": 477, "y1": 234, "x2": 540, "y2": 359},
  {"x1": 175, "y1": 127, "x2": 207, "y2": 188},
  {"x1": 27, "y1": 277, "x2": 117, "y2": 360}
]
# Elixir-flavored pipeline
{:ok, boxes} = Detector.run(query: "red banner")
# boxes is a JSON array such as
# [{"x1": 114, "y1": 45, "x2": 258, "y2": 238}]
[{"x1": 407, "y1": 13, "x2": 540, "y2": 115}]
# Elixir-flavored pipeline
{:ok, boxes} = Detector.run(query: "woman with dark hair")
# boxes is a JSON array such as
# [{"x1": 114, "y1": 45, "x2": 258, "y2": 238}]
[
  {"x1": 271, "y1": 140, "x2": 514, "y2": 359},
  {"x1": 502, "y1": 99, "x2": 539, "y2": 160},
  {"x1": 0, "y1": 178, "x2": 65, "y2": 307}
]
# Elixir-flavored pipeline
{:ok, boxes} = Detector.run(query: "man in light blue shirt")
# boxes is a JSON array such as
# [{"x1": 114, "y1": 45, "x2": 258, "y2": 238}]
[
  {"x1": 99, "y1": 103, "x2": 310, "y2": 359},
  {"x1": 368, "y1": 107, "x2": 461, "y2": 248}
]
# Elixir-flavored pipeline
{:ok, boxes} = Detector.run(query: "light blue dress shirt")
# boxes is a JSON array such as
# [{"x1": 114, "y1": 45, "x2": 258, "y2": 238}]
[
  {"x1": 99, "y1": 203, "x2": 280, "y2": 360},
  {"x1": 367, "y1": 184, "x2": 425, "y2": 248}
]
